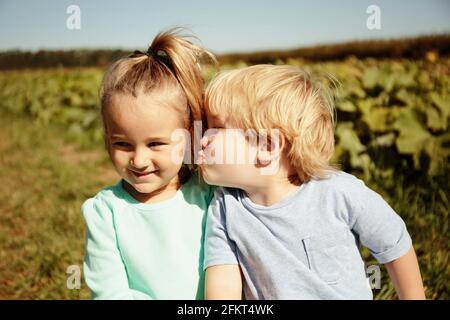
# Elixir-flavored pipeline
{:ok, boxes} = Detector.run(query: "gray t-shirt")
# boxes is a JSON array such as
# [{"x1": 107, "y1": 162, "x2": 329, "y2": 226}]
[{"x1": 203, "y1": 171, "x2": 412, "y2": 299}]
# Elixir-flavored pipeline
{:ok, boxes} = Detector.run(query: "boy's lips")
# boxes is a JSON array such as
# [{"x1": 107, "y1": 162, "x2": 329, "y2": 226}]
[{"x1": 197, "y1": 150, "x2": 206, "y2": 165}]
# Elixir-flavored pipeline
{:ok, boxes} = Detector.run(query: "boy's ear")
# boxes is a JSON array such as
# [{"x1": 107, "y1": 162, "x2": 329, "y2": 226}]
[{"x1": 256, "y1": 130, "x2": 284, "y2": 166}]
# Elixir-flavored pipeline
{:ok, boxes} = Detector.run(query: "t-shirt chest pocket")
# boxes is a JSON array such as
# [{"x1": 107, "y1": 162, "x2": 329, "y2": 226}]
[{"x1": 301, "y1": 234, "x2": 348, "y2": 285}]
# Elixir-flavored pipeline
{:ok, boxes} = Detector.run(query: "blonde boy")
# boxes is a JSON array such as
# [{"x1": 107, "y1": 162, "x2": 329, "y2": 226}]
[{"x1": 198, "y1": 65, "x2": 425, "y2": 300}]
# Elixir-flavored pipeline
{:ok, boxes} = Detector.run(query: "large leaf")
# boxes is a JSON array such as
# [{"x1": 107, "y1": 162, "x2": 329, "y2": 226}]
[
  {"x1": 423, "y1": 133, "x2": 450, "y2": 175},
  {"x1": 362, "y1": 67, "x2": 379, "y2": 89},
  {"x1": 394, "y1": 108, "x2": 432, "y2": 170},
  {"x1": 395, "y1": 109, "x2": 430, "y2": 152},
  {"x1": 427, "y1": 92, "x2": 450, "y2": 131},
  {"x1": 335, "y1": 122, "x2": 370, "y2": 172}
]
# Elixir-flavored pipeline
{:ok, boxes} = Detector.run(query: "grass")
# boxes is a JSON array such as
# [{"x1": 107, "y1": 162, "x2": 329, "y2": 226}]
[
  {"x1": 0, "y1": 114, "x2": 117, "y2": 299},
  {"x1": 359, "y1": 171, "x2": 449, "y2": 299},
  {"x1": 0, "y1": 114, "x2": 448, "y2": 299}
]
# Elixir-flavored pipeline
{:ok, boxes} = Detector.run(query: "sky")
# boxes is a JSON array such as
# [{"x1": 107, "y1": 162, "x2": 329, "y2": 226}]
[{"x1": 0, "y1": 0, "x2": 449, "y2": 54}]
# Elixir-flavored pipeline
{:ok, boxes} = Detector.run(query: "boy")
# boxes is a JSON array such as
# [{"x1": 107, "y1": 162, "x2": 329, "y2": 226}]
[{"x1": 198, "y1": 65, "x2": 425, "y2": 300}]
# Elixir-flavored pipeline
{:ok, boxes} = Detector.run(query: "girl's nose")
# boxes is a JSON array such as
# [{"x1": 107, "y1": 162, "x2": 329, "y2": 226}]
[{"x1": 131, "y1": 148, "x2": 152, "y2": 169}]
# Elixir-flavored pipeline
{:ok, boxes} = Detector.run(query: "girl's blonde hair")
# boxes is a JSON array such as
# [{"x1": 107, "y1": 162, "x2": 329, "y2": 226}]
[
  {"x1": 100, "y1": 28, "x2": 215, "y2": 183},
  {"x1": 205, "y1": 64, "x2": 338, "y2": 183}
]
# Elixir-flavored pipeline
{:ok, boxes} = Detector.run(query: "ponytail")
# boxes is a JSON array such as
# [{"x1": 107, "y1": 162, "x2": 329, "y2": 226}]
[{"x1": 149, "y1": 30, "x2": 214, "y2": 123}]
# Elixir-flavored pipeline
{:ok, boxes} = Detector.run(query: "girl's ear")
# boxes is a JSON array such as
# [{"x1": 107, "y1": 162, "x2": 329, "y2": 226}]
[{"x1": 256, "y1": 130, "x2": 284, "y2": 166}]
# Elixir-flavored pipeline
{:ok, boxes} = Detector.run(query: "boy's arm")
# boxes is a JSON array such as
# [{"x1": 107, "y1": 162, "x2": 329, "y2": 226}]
[
  {"x1": 344, "y1": 176, "x2": 425, "y2": 300},
  {"x1": 384, "y1": 246, "x2": 426, "y2": 300},
  {"x1": 205, "y1": 265, "x2": 243, "y2": 300},
  {"x1": 204, "y1": 188, "x2": 242, "y2": 299}
]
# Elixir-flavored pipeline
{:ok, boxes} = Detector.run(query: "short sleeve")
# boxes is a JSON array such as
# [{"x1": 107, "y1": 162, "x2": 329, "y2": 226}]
[
  {"x1": 346, "y1": 178, "x2": 413, "y2": 264},
  {"x1": 203, "y1": 188, "x2": 239, "y2": 270},
  {"x1": 82, "y1": 196, "x2": 151, "y2": 299}
]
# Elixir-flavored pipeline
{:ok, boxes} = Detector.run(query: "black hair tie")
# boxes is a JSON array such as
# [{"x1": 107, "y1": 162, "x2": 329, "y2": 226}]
[
  {"x1": 146, "y1": 48, "x2": 155, "y2": 57},
  {"x1": 130, "y1": 48, "x2": 156, "y2": 58},
  {"x1": 129, "y1": 48, "x2": 173, "y2": 71}
]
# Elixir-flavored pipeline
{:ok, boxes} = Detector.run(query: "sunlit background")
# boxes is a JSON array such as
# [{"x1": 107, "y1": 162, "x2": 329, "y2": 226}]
[{"x1": 0, "y1": 0, "x2": 448, "y2": 300}]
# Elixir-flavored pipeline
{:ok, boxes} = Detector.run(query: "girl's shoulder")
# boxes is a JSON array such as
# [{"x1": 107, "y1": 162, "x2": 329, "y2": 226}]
[
  {"x1": 81, "y1": 180, "x2": 124, "y2": 213},
  {"x1": 85, "y1": 180, "x2": 124, "y2": 202}
]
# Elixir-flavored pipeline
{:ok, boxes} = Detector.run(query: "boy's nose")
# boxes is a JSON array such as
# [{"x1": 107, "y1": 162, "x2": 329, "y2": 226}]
[
  {"x1": 201, "y1": 135, "x2": 213, "y2": 149},
  {"x1": 198, "y1": 135, "x2": 215, "y2": 165}
]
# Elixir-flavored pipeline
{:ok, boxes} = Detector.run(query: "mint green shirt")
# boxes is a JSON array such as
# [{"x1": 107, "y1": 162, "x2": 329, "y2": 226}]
[{"x1": 82, "y1": 176, "x2": 213, "y2": 299}]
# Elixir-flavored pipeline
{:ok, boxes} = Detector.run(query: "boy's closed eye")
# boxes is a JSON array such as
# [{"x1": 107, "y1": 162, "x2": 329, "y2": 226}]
[
  {"x1": 207, "y1": 114, "x2": 227, "y2": 130},
  {"x1": 208, "y1": 121, "x2": 227, "y2": 130}
]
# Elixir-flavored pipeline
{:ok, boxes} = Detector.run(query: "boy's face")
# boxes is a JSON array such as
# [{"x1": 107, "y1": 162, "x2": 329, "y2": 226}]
[
  {"x1": 199, "y1": 111, "x2": 279, "y2": 188},
  {"x1": 104, "y1": 93, "x2": 187, "y2": 202}
]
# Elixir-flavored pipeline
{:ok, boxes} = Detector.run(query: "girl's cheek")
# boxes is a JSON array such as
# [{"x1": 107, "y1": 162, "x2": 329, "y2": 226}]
[
  {"x1": 109, "y1": 149, "x2": 122, "y2": 163},
  {"x1": 157, "y1": 148, "x2": 184, "y2": 167}
]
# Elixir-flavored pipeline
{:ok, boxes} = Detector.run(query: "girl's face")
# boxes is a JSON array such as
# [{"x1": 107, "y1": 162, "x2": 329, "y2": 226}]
[{"x1": 104, "y1": 92, "x2": 187, "y2": 203}]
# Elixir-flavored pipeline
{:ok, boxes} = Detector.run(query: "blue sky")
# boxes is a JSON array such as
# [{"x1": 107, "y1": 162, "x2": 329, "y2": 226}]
[{"x1": 0, "y1": 0, "x2": 449, "y2": 54}]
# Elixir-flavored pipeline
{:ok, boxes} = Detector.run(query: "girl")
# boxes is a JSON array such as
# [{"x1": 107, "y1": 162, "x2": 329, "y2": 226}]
[{"x1": 82, "y1": 30, "x2": 215, "y2": 299}]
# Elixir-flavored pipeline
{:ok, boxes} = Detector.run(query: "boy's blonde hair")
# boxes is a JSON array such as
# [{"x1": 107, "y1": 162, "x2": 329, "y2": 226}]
[{"x1": 205, "y1": 64, "x2": 337, "y2": 183}]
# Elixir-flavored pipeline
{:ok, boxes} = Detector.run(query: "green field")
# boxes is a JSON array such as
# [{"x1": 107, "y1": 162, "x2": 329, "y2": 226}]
[{"x1": 0, "y1": 56, "x2": 448, "y2": 299}]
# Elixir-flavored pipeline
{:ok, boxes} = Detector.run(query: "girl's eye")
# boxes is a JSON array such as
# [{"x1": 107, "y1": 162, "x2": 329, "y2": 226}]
[
  {"x1": 113, "y1": 141, "x2": 131, "y2": 147},
  {"x1": 148, "y1": 142, "x2": 166, "y2": 148}
]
